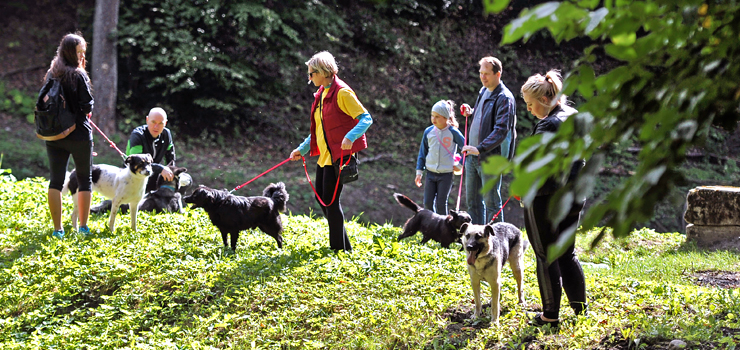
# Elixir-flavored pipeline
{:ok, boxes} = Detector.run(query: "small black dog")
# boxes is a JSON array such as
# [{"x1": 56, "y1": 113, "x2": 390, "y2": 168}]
[
  {"x1": 393, "y1": 193, "x2": 472, "y2": 248},
  {"x1": 138, "y1": 165, "x2": 189, "y2": 213},
  {"x1": 183, "y1": 183, "x2": 289, "y2": 251}
]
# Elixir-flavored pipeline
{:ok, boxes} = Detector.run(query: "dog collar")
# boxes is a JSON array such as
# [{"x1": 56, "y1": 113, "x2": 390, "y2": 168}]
[{"x1": 160, "y1": 185, "x2": 176, "y2": 191}]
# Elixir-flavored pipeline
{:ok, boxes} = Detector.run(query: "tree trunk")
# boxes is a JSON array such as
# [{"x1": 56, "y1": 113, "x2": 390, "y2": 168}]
[{"x1": 92, "y1": 0, "x2": 120, "y2": 137}]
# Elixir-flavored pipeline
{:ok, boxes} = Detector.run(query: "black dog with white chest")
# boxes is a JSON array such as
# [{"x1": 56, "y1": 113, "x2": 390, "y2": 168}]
[
  {"x1": 183, "y1": 183, "x2": 289, "y2": 251},
  {"x1": 393, "y1": 193, "x2": 472, "y2": 248}
]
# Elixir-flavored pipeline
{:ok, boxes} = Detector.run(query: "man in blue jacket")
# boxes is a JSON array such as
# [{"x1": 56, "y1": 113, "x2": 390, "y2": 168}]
[{"x1": 461, "y1": 57, "x2": 517, "y2": 224}]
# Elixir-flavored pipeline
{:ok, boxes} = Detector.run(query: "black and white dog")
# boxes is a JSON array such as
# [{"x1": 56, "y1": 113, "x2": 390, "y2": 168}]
[
  {"x1": 64, "y1": 154, "x2": 153, "y2": 233},
  {"x1": 461, "y1": 222, "x2": 527, "y2": 324}
]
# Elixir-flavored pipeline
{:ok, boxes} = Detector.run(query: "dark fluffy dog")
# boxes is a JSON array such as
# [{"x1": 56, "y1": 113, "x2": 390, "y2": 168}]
[
  {"x1": 183, "y1": 183, "x2": 289, "y2": 251},
  {"x1": 138, "y1": 165, "x2": 189, "y2": 213},
  {"x1": 461, "y1": 222, "x2": 527, "y2": 324},
  {"x1": 393, "y1": 193, "x2": 472, "y2": 248}
]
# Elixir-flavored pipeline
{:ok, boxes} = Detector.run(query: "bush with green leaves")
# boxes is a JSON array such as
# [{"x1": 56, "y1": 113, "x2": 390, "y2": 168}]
[{"x1": 482, "y1": 0, "x2": 740, "y2": 256}]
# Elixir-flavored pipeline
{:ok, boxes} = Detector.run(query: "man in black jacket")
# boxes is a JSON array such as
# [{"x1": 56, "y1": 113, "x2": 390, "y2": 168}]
[
  {"x1": 126, "y1": 107, "x2": 176, "y2": 192},
  {"x1": 461, "y1": 57, "x2": 517, "y2": 224}
]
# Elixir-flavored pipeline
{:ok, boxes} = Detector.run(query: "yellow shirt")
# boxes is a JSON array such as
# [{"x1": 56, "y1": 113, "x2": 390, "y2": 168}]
[{"x1": 314, "y1": 87, "x2": 368, "y2": 166}]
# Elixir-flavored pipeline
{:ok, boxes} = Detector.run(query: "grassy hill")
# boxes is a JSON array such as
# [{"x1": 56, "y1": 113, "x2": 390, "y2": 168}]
[{"x1": 0, "y1": 175, "x2": 738, "y2": 349}]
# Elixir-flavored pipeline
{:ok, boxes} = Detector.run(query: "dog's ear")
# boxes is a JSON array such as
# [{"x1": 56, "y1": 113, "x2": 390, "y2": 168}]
[
  {"x1": 449, "y1": 209, "x2": 457, "y2": 217},
  {"x1": 460, "y1": 223, "x2": 469, "y2": 234},
  {"x1": 174, "y1": 167, "x2": 187, "y2": 176},
  {"x1": 484, "y1": 225, "x2": 494, "y2": 237},
  {"x1": 123, "y1": 155, "x2": 132, "y2": 166}
]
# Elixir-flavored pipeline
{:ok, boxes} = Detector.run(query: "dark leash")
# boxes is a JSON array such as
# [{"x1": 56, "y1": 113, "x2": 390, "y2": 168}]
[{"x1": 88, "y1": 114, "x2": 127, "y2": 160}]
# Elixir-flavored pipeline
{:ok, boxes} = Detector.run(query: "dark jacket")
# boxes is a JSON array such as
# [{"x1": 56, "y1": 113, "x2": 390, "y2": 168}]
[
  {"x1": 471, "y1": 82, "x2": 517, "y2": 160},
  {"x1": 54, "y1": 73, "x2": 94, "y2": 142},
  {"x1": 532, "y1": 104, "x2": 585, "y2": 196}
]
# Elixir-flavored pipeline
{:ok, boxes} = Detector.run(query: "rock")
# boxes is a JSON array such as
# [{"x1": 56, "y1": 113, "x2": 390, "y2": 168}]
[
  {"x1": 668, "y1": 339, "x2": 687, "y2": 349},
  {"x1": 686, "y1": 224, "x2": 740, "y2": 247},
  {"x1": 684, "y1": 186, "x2": 740, "y2": 226}
]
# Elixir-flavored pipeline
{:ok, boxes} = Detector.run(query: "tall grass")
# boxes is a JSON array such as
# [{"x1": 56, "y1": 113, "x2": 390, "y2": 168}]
[{"x1": 0, "y1": 177, "x2": 738, "y2": 349}]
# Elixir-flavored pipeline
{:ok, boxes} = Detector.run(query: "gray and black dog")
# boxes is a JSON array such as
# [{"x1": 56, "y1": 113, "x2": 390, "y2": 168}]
[
  {"x1": 393, "y1": 193, "x2": 472, "y2": 248},
  {"x1": 461, "y1": 222, "x2": 528, "y2": 324},
  {"x1": 138, "y1": 164, "x2": 189, "y2": 213}
]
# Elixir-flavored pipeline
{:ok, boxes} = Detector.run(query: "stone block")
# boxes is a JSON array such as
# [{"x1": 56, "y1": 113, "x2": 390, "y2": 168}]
[
  {"x1": 684, "y1": 186, "x2": 740, "y2": 226},
  {"x1": 685, "y1": 224, "x2": 740, "y2": 247}
]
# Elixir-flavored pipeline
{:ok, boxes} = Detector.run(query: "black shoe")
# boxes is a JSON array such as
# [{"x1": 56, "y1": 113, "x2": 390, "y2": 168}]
[{"x1": 529, "y1": 314, "x2": 559, "y2": 330}]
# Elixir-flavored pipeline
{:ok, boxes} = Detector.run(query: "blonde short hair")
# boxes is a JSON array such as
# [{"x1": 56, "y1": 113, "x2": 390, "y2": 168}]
[
  {"x1": 478, "y1": 56, "x2": 502, "y2": 74},
  {"x1": 305, "y1": 51, "x2": 338, "y2": 78},
  {"x1": 520, "y1": 69, "x2": 567, "y2": 107}
]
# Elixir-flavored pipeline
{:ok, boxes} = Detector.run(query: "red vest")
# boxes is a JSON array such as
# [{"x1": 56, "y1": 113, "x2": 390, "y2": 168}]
[{"x1": 309, "y1": 75, "x2": 368, "y2": 162}]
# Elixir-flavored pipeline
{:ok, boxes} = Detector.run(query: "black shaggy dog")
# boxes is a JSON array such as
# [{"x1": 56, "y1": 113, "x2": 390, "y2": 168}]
[
  {"x1": 184, "y1": 183, "x2": 289, "y2": 251},
  {"x1": 393, "y1": 193, "x2": 472, "y2": 248},
  {"x1": 138, "y1": 165, "x2": 189, "y2": 213}
]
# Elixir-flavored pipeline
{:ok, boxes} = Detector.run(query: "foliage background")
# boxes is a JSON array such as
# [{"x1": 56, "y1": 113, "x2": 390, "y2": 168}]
[{"x1": 1, "y1": 0, "x2": 739, "y2": 234}]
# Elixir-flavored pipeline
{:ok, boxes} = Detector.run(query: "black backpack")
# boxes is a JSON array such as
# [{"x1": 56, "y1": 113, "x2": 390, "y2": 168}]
[{"x1": 34, "y1": 78, "x2": 77, "y2": 141}]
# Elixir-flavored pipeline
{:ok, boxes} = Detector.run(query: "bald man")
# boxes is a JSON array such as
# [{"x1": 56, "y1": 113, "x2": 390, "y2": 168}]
[{"x1": 126, "y1": 107, "x2": 177, "y2": 191}]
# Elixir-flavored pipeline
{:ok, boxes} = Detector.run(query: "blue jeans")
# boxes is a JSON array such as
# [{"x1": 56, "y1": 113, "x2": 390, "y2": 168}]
[
  {"x1": 423, "y1": 171, "x2": 454, "y2": 215},
  {"x1": 465, "y1": 132, "x2": 512, "y2": 224}
]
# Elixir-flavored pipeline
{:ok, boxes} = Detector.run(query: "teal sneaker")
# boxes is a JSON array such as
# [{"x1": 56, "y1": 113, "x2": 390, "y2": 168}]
[
  {"x1": 52, "y1": 229, "x2": 65, "y2": 239},
  {"x1": 78, "y1": 226, "x2": 91, "y2": 236}
]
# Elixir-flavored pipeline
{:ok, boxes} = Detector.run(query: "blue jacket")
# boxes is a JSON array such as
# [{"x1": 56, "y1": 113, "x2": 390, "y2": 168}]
[
  {"x1": 416, "y1": 125, "x2": 465, "y2": 175},
  {"x1": 471, "y1": 82, "x2": 517, "y2": 160}
]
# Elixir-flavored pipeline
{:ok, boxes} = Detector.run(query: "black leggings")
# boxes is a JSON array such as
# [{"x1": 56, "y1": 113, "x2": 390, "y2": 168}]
[
  {"x1": 524, "y1": 195, "x2": 587, "y2": 320},
  {"x1": 46, "y1": 139, "x2": 93, "y2": 191},
  {"x1": 314, "y1": 164, "x2": 351, "y2": 251}
]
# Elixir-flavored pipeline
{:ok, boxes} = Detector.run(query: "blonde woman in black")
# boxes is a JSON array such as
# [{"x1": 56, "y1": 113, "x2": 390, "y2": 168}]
[{"x1": 521, "y1": 70, "x2": 586, "y2": 329}]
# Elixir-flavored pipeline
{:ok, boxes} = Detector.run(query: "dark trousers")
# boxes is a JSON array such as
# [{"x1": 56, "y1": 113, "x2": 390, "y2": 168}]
[
  {"x1": 423, "y1": 171, "x2": 453, "y2": 215},
  {"x1": 46, "y1": 139, "x2": 93, "y2": 191},
  {"x1": 315, "y1": 164, "x2": 351, "y2": 251},
  {"x1": 524, "y1": 195, "x2": 587, "y2": 320}
]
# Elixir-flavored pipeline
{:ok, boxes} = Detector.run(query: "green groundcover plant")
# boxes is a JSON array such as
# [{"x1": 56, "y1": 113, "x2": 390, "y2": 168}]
[{"x1": 0, "y1": 177, "x2": 738, "y2": 349}]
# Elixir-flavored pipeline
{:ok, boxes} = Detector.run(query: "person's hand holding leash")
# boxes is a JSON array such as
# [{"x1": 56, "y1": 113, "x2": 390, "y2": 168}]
[
  {"x1": 341, "y1": 137, "x2": 353, "y2": 150},
  {"x1": 289, "y1": 149, "x2": 302, "y2": 161},
  {"x1": 415, "y1": 174, "x2": 422, "y2": 187},
  {"x1": 460, "y1": 103, "x2": 472, "y2": 117},
  {"x1": 462, "y1": 145, "x2": 479, "y2": 156}
]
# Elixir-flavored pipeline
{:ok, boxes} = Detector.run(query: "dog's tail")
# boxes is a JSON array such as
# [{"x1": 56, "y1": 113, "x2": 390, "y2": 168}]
[
  {"x1": 264, "y1": 182, "x2": 289, "y2": 212},
  {"x1": 61, "y1": 171, "x2": 72, "y2": 195},
  {"x1": 393, "y1": 193, "x2": 422, "y2": 213}
]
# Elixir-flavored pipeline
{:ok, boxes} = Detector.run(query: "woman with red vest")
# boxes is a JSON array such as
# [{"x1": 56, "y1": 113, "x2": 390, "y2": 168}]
[{"x1": 289, "y1": 51, "x2": 373, "y2": 252}]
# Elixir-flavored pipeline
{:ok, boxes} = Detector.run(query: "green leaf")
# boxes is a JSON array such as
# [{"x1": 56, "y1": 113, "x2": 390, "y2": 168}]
[
  {"x1": 586, "y1": 8, "x2": 609, "y2": 34},
  {"x1": 611, "y1": 32, "x2": 636, "y2": 46},
  {"x1": 605, "y1": 43, "x2": 638, "y2": 61},
  {"x1": 483, "y1": 0, "x2": 511, "y2": 14}
]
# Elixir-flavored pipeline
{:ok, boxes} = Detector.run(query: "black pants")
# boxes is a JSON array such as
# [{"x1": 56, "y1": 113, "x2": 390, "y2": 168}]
[
  {"x1": 46, "y1": 138, "x2": 93, "y2": 191},
  {"x1": 524, "y1": 195, "x2": 587, "y2": 320},
  {"x1": 315, "y1": 164, "x2": 351, "y2": 251}
]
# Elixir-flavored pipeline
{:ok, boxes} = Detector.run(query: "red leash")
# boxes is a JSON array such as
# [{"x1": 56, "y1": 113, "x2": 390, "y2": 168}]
[
  {"x1": 88, "y1": 115, "x2": 127, "y2": 159},
  {"x1": 456, "y1": 105, "x2": 470, "y2": 211},
  {"x1": 231, "y1": 158, "x2": 292, "y2": 193},
  {"x1": 301, "y1": 149, "x2": 351, "y2": 207}
]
